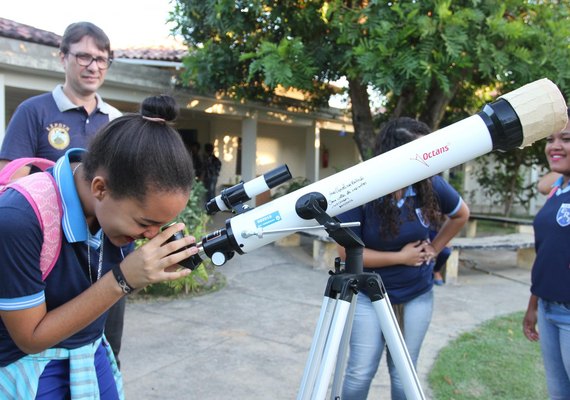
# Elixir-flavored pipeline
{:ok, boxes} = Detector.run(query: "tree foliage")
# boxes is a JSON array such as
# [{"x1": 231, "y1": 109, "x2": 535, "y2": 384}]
[
  {"x1": 171, "y1": 0, "x2": 340, "y2": 106},
  {"x1": 169, "y1": 1, "x2": 570, "y2": 212},
  {"x1": 474, "y1": 143, "x2": 548, "y2": 216}
]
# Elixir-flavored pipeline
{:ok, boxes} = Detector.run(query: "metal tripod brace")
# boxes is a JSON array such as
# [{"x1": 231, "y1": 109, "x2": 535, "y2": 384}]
[{"x1": 294, "y1": 193, "x2": 425, "y2": 400}]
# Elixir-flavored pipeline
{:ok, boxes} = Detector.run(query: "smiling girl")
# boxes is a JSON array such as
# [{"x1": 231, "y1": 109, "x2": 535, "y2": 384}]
[{"x1": 523, "y1": 108, "x2": 570, "y2": 400}]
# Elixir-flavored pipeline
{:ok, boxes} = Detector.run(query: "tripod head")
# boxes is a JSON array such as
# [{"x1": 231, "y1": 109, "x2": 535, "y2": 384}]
[{"x1": 295, "y1": 192, "x2": 364, "y2": 275}]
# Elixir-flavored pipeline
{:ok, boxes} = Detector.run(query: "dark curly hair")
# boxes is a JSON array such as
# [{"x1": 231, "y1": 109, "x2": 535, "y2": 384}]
[{"x1": 374, "y1": 117, "x2": 442, "y2": 237}]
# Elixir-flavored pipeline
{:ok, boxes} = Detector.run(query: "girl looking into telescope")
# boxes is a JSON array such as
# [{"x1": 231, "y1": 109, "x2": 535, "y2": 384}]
[
  {"x1": 523, "y1": 112, "x2": 570, "y2": 400},
  {"x1": 337, "y1": 117, "x2": 470, "y2": 400},
  {"x1": 0, "y1": 95, "x2": 197, "y2": 399}
]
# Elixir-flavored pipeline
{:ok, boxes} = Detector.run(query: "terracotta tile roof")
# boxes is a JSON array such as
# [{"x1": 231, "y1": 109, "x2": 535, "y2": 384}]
[
  {"x1": 0, "y1": 17, "x2": 61, "y2": 47},
  {"x1": 0, "y1": 17, "x2": 187, "y2": 62},
  {"x1": 114, "y1": 47, "x2": 188, "y2": 62}
]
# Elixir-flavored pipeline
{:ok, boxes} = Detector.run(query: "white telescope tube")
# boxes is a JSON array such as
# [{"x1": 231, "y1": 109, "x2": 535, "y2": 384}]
[{"x1": 200, "y1": 78, "x2": 567, "y2": 262}]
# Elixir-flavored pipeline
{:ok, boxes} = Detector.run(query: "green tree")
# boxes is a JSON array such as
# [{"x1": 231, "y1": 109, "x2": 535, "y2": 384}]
[
  {"x1": 474, "y1": 143, "x2": 548, "y2": 216},
  {"x1": 170, "y1": 1, "x2": 570, "y2": 213},
  {"x1": 170, "y1": 0, "x2": 570, "y2": 162}
]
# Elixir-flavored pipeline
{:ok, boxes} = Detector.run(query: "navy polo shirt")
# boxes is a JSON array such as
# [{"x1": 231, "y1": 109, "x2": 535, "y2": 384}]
[
  {"x1": 337, "y1": 175, "x2": 462, "y2": 304},
  {"x1": 0, "y1": 149, "x2": 125, "y2": 367},
  {"x1": 0, "y1": 85, "x2": 121, "y2": 162},
  {"x1": 531, "y1": 176, "x2": 570, "y2": 302}
]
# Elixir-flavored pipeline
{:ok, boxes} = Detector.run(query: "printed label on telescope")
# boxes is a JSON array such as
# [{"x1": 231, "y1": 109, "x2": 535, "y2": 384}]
[
  {"x1": 411, "y1": 144, "x2": 450, "y2": 167},
  {"x1": 255, "y1": 211, "x2": 282, "y2": 228},
  {"x1": 328, "y1": 176, "x2": 367, "y2": 209}
]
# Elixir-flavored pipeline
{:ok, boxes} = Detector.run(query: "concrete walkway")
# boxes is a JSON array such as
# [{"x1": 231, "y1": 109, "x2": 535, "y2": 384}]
[{"x1": 119, "y1": 232, "x2": 532, "y2": 399}]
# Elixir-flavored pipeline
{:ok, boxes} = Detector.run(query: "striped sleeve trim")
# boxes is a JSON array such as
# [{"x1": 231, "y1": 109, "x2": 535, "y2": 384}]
[
  {"x1": 447, "y1": 197, "x2": 464, "y2": 217},
  {"x1": 0, "y1": 292, "x2": 44, "y2": 310}
]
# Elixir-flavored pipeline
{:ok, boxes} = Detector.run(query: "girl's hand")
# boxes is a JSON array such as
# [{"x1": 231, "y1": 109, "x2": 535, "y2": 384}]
[
  {"x1": 120, "y1": 223, "x2": 197, "y2": 289},
  {"x1": 423, "y1": 241, "x2": 437, "y2": 264},
  {"x1": 400, "y1": 241, "x2": 430, "y2": 267},
  {"x1": 523, "y1": 306, "x2": 539, "y2": 341}
]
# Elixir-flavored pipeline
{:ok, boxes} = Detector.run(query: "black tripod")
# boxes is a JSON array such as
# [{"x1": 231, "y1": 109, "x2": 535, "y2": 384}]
[{"x1": 294, "y1": 193, "x2": 425, "y2": 400}]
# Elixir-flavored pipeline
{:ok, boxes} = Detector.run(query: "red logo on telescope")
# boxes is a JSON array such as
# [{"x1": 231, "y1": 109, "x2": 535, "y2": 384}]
[{"x1": 411, "y1": 145, "x2": 450, "y2": 167}]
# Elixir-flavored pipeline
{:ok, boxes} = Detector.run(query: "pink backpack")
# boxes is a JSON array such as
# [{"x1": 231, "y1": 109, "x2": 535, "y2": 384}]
[{"x1": 0, "y1": 158, "x2": 63, "y2": 280}]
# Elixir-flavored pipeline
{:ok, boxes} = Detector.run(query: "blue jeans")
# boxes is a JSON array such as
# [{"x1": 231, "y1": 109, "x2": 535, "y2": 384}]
[
  {"x1": 538, "y1": 298, "x2": 570, "y2": 400},
  {"x1": 341, "y1": 289, "x2": 433, "y2": 400}
]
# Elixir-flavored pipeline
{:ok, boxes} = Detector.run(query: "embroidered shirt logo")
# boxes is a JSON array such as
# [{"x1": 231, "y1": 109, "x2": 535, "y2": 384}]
[
  {"x1": 47, "y1": 123, "x2": 71, "y2": 150},
  {"x1": 556, "y1": 203, "x2": 570, "y2": 227},
  {"x1": 415, "y1": 208, "x2": 430, "y2": 228}
]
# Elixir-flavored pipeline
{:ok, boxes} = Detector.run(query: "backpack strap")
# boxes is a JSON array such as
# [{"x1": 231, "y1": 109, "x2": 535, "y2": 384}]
[
  {"x1": 0, "y1": 158, "x2": 62, "y2": 280},
  {"x1": 0, "y1": 157, "x2": 55, "y2": 185}
]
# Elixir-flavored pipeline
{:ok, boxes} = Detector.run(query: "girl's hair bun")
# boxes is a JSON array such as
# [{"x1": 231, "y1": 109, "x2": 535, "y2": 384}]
[{"x1": 140, "y1": 94, "x2": 179, "y2": 123}]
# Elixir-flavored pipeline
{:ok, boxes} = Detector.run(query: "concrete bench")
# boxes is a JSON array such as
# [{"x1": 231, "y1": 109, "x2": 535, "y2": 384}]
[
  {"x1": 445, "y1": 233, "x2": 535, "y2": 285},
  {"x1": 299, "y1": 230, "x2": 339, "y2": 270},
  {"x1": 466, "y1": 214, "x2": 534, "y2": 237},
  {"x1": 293, "y1": 230, "x2": 535, "y2": 286},
  {"x1": 274, "y1": 230, "x2": 339, "y2": 270}
]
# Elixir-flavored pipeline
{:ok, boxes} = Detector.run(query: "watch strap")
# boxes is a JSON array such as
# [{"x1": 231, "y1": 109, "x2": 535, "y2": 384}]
[{"x1": 112, "y1": 264, "x2": 135, "y2": 295}]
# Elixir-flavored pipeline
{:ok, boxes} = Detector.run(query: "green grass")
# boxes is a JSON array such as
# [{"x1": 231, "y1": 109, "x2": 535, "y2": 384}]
[
  {"x1": 429, "y1": 311, "x2": 547, "y2": 400},
  {"x1": 474, "y1": 220, "x2": 517, "y2": 235}
]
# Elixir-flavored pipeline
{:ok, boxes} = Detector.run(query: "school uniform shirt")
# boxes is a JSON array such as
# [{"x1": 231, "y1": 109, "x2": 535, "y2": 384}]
[
  {"x1": 531, "y1": 176, "x2": 570, "y2": 302},
  {"x1": 337, "y1": 176, "x2": 463, "y2": 304},
  {"x1": 0, "y1": 85, "x2": 121, "y2": 162},
  {"x1": 0, "y1": 148, "x2": 124, "y2": 367}
]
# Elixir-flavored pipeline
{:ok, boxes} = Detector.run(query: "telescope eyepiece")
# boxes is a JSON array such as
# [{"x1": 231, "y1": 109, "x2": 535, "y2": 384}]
[
  {"x1": 205, "y1": 164, "x2": 292, "y2": 215},
  {"x1": 164, "y1": 230, "x2": 204, "y2": 270}
]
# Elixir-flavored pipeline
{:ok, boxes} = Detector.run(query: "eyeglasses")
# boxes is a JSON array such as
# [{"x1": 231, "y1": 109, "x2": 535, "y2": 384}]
[{"x1": 68, "y1": 52, "x2": 112, "y2": 70}]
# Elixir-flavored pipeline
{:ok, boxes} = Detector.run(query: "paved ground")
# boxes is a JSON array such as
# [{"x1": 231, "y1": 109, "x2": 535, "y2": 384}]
[{"x1": 119, "y1": 221, "x2": 532, "y2": 400}]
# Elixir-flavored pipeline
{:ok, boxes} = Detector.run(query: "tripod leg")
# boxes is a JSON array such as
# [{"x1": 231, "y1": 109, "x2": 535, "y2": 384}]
[
  {"x1": 298, "y1": 273, "x2": 357, "y2": 400},
  {"x1": 311, "y1": 298, "x2": 351, "y2": 400},
  {"x1": 329, "y1": 295, "x2": 357, "y2": 399},
  {"x1": 297, "y1": 296, "x2": 352, "y2": 400},
  {"x1": 370, "y1": 295, "x2": 425, "y2": 400},
  {"x1": 298, "y1": 296, "x2": 337, "y2": 400}
]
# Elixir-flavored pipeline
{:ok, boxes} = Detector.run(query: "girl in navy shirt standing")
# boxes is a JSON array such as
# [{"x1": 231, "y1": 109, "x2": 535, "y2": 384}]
[
  {"x1": 524, "y1": 112, "x2": 570, "y2": 400},
  {"x1": 338, "y1": 117, "x2": 470, "y2": 400}
]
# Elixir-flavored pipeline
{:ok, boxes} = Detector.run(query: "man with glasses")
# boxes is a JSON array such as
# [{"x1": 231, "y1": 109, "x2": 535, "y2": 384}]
[
  {"x1": 0, "y1": 21, "x2": 126, "y2": 368},
  {"x1": 0, "y1": 21, "x2": 120, "y2": 177}
]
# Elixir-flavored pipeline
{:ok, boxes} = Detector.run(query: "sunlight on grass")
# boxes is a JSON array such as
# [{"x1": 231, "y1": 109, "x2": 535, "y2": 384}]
[{"x1": 429, "y1": 311, "x2": 547, "y2": 399}]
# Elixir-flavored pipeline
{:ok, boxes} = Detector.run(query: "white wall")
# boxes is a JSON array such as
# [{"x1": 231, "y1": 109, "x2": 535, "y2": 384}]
[
  {"x1": 319, "y1": 129, "x2": 360, "y2": 178},
  {"x1": 258, "y1": 123, "x2": 307, "y2": 178},
  {"x1": 207, "y1": 119, "x2": 243, "y2": 190},
  {"x1": 462, "y1": 157, "x2": 548, "y2": 216},
  {"x1": 196, "y1": 118, "x2": 361, "y2": 199}
]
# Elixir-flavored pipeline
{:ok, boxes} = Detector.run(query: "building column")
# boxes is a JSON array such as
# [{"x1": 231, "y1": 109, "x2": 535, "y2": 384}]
[
  {"x1": 305, "y1": 121, "x2": 320, "y2": 183},
  {"x1": 241, "y1": 111, "x2": 258, "y2": 183}
]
